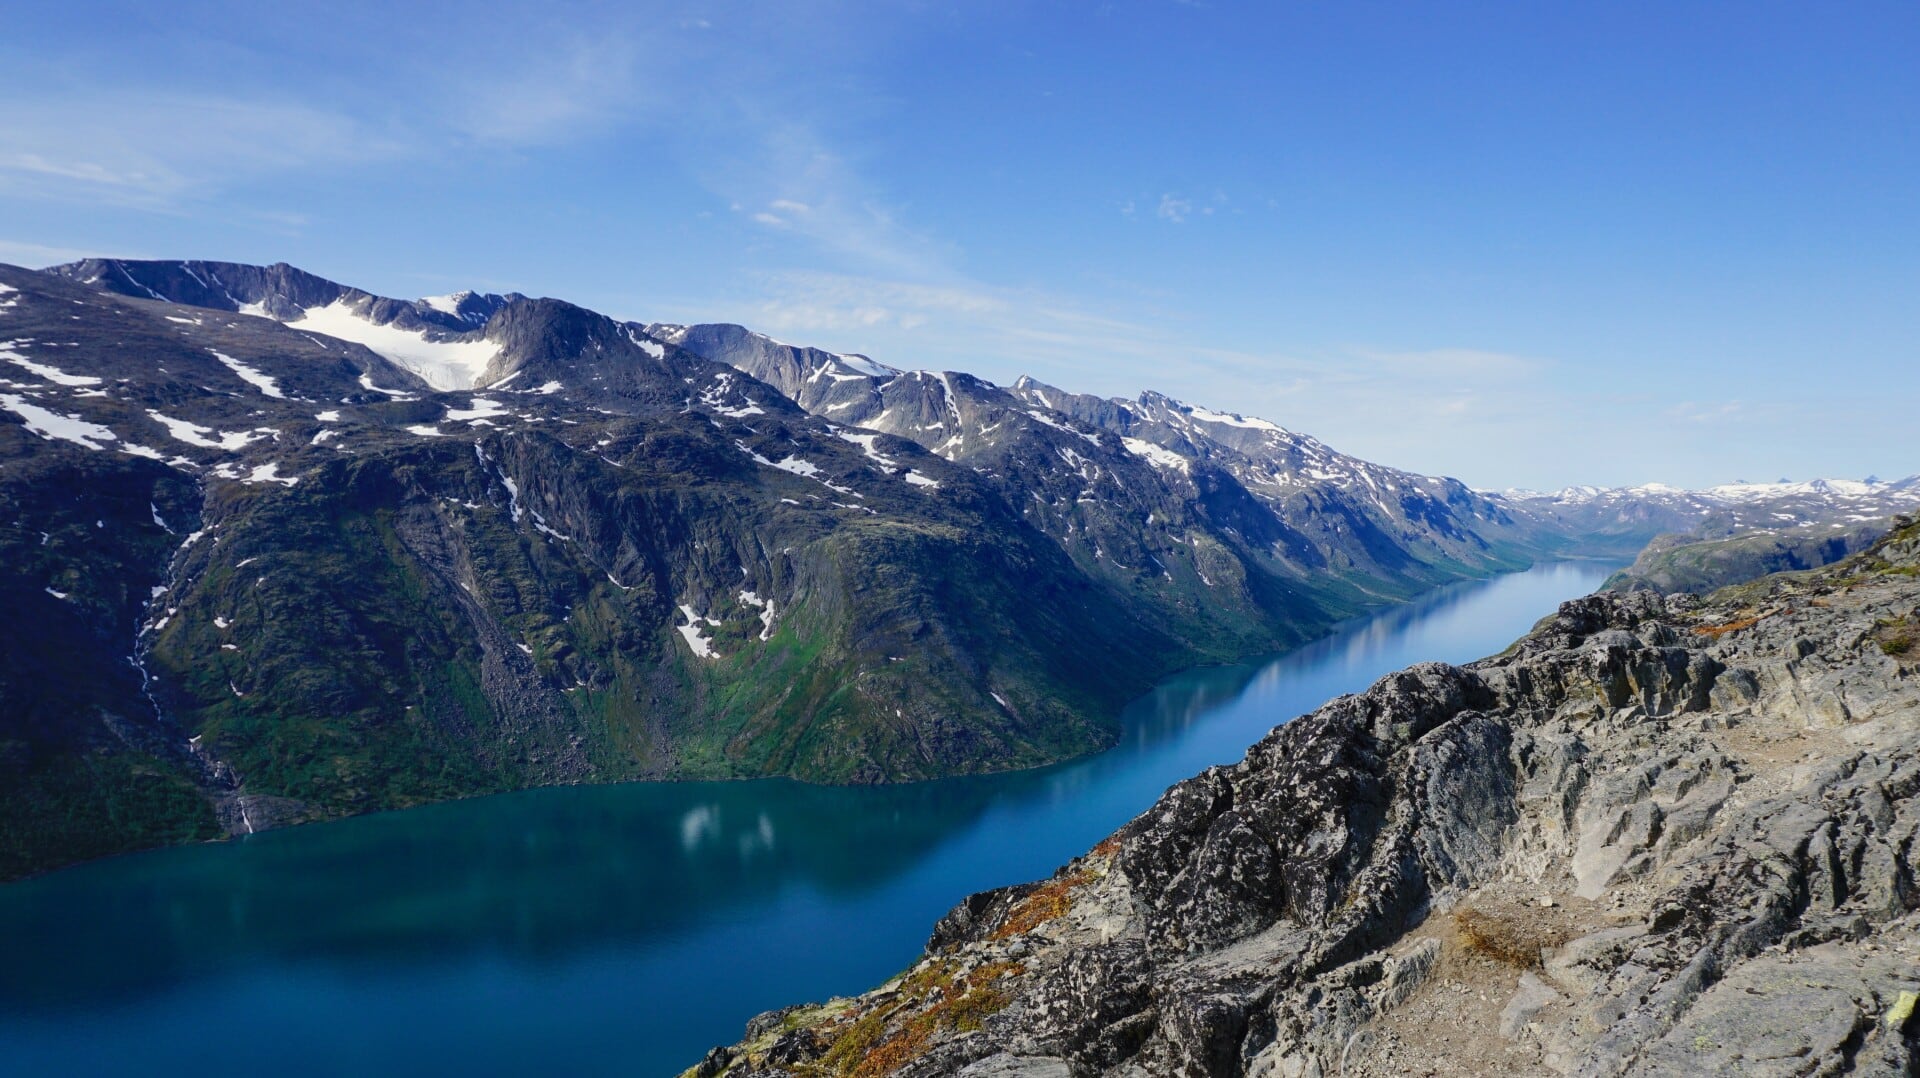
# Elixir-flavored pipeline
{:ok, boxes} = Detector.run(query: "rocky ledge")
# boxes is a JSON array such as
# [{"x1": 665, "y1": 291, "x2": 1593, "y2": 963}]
[{"x1": 692, "y1": 517, "x2": 1920, "y2": 1076}]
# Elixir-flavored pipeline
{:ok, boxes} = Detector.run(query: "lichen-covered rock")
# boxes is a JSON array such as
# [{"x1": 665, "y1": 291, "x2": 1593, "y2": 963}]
[{"x1": 696, "y1": 516, "x2": 1920, "y2": 1075}]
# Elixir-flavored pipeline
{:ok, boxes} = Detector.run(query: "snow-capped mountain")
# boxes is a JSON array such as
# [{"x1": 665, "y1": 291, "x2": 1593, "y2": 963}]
[
  {"x1": 642, "y1": 324, "x2": 1535, "y2": 586},
  {"x1": 7, "y1": 255, "x2": 1912, "y2": 882},
  {"x1": 47, "y1": 258, "x2": 525, "y2": 391},
  {"x1": 1496, "y1": 476, "x2": 1920, "y2": 544},
  {"x1": 0, "y1": 257, "x2": 1548, "y2": 880},
  {"x1": 1004, "y1": 380, "x2": 1528, "y2": 575}
]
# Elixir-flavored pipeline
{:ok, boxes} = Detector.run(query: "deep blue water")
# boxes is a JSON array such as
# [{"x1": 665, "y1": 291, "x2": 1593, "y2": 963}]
[{"x1": 0, "y1": 561, "x2": 1614, "y2": 1076}]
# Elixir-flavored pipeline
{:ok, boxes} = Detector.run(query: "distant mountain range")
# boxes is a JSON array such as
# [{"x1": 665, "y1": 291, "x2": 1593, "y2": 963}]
[
  {"x1": 1497, "y1": 476, "x2": 1920, "y2": 544},
  {"x1": 1, "y1": 257, "x2": 1913, "y2": 878}
]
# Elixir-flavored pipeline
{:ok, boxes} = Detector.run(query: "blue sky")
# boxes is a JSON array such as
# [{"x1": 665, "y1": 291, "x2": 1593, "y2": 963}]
[{"x1": 3, "y1": 2, "x2": 1916, "y2": 489}]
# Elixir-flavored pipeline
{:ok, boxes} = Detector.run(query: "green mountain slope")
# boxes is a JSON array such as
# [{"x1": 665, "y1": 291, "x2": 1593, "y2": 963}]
[{"x1": 0, "y1": 258, "x2": 1563, "y2": 879}]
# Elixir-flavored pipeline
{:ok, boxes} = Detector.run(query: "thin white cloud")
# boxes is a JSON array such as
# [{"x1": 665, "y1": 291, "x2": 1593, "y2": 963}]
[
  {"x1": 1157, "y1": 193, "x2": 1192, "y2": 223},
  {"x1": 1352, "y1": 347, "x2": 1546, "y2": 378},
  {"x1": 442, "y1": 34, "x2": 652, "y2": 146},
  {"x1": 706, "y1": 119, "x2": 951, "y2": 278},
  {"x1": 0, "y1": 93, "x2": 407, "y2": 207},
  {"x1": 1666, "y1": 399, "x2": 1745, "y2": 423},
  {"x1": 0, "y1": 238, "x2": 146, "y2": 267}
]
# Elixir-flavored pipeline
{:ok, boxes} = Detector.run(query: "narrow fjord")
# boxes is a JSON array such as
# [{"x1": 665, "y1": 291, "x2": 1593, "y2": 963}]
[{"x1": 0, "y1": 562, "x2": 1612, "y2": 1075}]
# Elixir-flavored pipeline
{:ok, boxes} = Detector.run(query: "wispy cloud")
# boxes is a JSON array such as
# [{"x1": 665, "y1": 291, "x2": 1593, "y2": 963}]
[
  {"x1": 1352, "y1": 347, "x2": 1546, "y2": 379},
  {"x1": 717, "y1": 271, "x2": 1004, "y2": 340},
  {"x1": 441, "y1": 34, "x2": 653, "y2": 146},
  {"x1": 0, "y1": 19, "x2": 667, "y2": 210},
  {"x1": 0, "y1": 238, "x2": 147, "y2": 268},
  {"x1": 1666, "y1": 399, "x2": 1745, "y2": 423},
  {"x1": 1151, "y1": 190, "x2": 1230, "y2": 224},
  {"x1": 0, "y1": 92, "x2": 407, "y2": 207},
  {"x1": 710, "y1": 119, "x2": 951, "y2": 278}
]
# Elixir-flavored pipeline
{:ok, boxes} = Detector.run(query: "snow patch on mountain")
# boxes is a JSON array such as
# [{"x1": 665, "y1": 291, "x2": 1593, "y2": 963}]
[
  {"x1": 698, "y1": 372, "x2": 766, "y2": 418},
  {"x1": 1186, "y1": 405, "x2": 1285, "y2": 433},
  {"x1": 0, "y1": 394, "x2": 119, "y2": 451},
  {"x1": 243, "y1": 462, "x2": 298, "y2": 486},
  {"x1": 835, "y1": 430, "x2": 897, "y2": 467},
  {"x1": 1122, "y1": 437, "x2": 1192, "y2": 473},
  {"x1": 1025, "y1": 409, "x2": 1100, "y2": 446},
  {"x1": 443, "y1": 397, "x2": 510, "y2": 424},
  {"x1": 146, "y1": 411, "x2": 266, "y2": 451},
  {"x1": 738, "y1": 590, "x2": 778, "y2": 641},
  {"x1": 625, "y1": 328, "x2": 667, "y2": 361},
  {"x1": 288, "y1": 300, "x2": 500, "y2": 391},
  {"x1": 835, "y1": 353, "x2": 895, "y2": 378},
  {"x1": 208, "y1": 349, "x2": 286, "y2": 399},
  {"x1": 3, "y1": 347, "x2": 103, "y2": 387},
  {"x1": 676, "y1": 604, "x2": 721, "y2": 659}
]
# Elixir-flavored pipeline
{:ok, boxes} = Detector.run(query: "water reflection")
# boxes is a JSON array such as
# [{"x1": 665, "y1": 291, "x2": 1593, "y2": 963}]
[{"x1": 0, "y1": 561, "x2": 1615, "y2": 1075}]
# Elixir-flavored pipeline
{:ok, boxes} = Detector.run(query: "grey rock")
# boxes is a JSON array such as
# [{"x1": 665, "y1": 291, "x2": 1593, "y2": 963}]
[{"x1": 1499, "y1": 972, "x2": 1560, "y2": 1040}]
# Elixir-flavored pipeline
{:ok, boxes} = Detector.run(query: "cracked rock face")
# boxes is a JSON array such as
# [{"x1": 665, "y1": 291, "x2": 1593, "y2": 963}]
[{"x1": 696, "y1": 518, "x2": 1920, "y2": 1076}]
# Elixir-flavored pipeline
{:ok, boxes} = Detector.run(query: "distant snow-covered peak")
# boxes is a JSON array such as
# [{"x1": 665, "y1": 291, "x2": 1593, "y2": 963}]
[{"x1": 1505, "y1": 475, "x2": 1917, "y2": 506}]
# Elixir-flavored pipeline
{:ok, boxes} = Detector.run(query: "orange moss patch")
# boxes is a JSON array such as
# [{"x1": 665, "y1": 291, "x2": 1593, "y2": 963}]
[
  {"x1": 992, "y1": 871, "x2": 1094, "y2": 939},
  {"x1": 851, "y1": 1021, "x2": 933, "y2": 1077},
  {"x1": 1694, "y1": 615, "x2": 1762, "y2": 638},
  {"x1": 839, "y1": 961, "x2": 1028, "y2": 1078},
  {"x1": 1091, "y1": 835, "x2": 1124, "y2": 857}
]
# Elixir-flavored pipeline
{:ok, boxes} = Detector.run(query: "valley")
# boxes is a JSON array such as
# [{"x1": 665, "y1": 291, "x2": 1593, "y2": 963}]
[
  {"x1": 0, "y1": 560, "x2": 1615, "y2": 1076},
  {"x1": 6, "y1": 259, "x2": 1917, "y2": 881}
]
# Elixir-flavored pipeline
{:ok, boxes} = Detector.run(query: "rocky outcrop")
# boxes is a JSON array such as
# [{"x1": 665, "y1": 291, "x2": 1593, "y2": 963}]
[{"x1": 697, "y1": 517, "x2": 1920, "y2": 1076}]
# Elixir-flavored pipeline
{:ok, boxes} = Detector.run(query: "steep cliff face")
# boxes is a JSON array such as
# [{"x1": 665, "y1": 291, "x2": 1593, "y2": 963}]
[{"x1": 697, "y1": 518, "x2": 1920, "y2": 1076}]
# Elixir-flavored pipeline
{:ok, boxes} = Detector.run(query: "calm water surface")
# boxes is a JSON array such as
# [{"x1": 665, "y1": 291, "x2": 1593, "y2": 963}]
[{"x1": 0, "y1": 561, "x2": 1613, "y2": 1076}]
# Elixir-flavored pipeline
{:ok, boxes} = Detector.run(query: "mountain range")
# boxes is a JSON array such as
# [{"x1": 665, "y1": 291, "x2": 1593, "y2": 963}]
[{"x1": 2, "y1": 257, "x2": 1914, "y2": 879}]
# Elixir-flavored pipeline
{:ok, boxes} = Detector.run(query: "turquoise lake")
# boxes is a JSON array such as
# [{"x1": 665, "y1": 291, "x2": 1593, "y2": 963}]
[{"x1": 0, "y1": 560, "x2": 1614, "y2": 1076}]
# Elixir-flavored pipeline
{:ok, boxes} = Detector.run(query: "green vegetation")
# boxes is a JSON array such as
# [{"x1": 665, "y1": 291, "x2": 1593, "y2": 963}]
[
  {"x1": 0, "y1": 443, "x2": 222, "y2": 878},
  {"x1": 0, "y1": 752, "x2": 219, "y2": 881},
  {"x1": 794, "y1": 957, "x2": 1026, "y2": 1077},
  {"x1": 1874, "y1": 617, "x2": 1914, "y2": 657}
]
